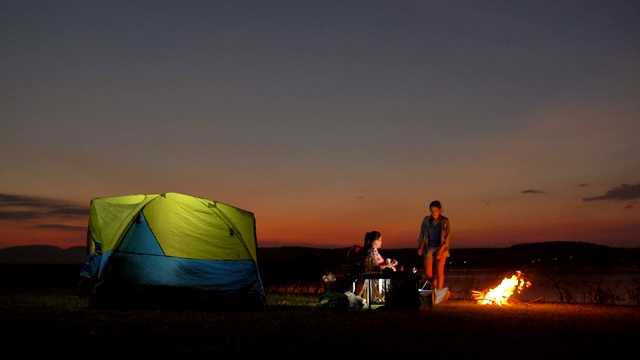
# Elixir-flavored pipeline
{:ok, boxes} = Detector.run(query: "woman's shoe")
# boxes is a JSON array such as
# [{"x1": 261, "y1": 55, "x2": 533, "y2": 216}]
[{"x1": 434, "y1": 287, "x2": 450, "y2": 305}]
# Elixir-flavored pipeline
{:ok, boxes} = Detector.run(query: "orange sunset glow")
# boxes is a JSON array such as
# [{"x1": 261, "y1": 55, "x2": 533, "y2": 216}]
[{"x1": 1, "y1": 2, "x2": 639, "y2": 251}]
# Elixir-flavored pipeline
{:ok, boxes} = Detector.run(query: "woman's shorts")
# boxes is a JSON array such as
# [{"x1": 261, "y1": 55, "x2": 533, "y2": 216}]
[{"x1": 426, "y1": 247, "x2": 450, "y2": 259}]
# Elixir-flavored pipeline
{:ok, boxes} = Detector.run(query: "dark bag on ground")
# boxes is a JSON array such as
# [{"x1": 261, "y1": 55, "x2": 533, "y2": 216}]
[
  {"x1": 384, "y1": 271, "x2": 422, "y2": 311},
  {"x1": 319, "y1": 291, "x2": 349, "y2": 310}
]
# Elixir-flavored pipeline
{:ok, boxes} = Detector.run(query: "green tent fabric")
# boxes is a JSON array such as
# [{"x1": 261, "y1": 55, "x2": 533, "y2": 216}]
[{"x1": 81, "y1": 192, "x2": 266, "y2": 308}]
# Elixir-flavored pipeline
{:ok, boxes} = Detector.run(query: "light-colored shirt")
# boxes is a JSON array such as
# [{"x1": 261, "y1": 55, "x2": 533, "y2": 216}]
[{"x1": 370, "y1": 247, "x2": 384, "y2": 264}]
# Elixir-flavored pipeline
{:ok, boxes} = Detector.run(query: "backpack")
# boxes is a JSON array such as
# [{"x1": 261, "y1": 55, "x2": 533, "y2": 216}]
[{"x1": 384, "y1": 271, "x2": 422, "y2": 311}]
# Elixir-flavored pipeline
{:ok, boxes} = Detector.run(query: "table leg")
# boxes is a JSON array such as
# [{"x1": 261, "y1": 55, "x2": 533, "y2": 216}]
[{"x1": 367, "y1": 279, "x2": 372, "y2": 310}]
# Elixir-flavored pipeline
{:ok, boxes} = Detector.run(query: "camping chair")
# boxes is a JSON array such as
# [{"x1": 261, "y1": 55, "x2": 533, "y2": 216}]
[
  {"x1": 343, "y1": 244, "x2": 366, "y2": 293},
  {"x1": 358, "y1": 276, "x2": 386, "y2": 303},
  {"x1": 315, "y1": 245, "x2": 363, "y2": 296}
]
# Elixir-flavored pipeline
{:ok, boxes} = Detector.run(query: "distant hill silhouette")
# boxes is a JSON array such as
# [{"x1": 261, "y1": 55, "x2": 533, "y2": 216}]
[
  {"x1": 256, "y1": 241, "x2": 640, "y2": 277},
  {"x1": 1, "y1": 242, "x2": 638, "y2": 270},
  {"x1": 0, "y1": 242, "x2": 638, "y2": 288},
  {"x1": 0, "y1": 245, "x2": 87, "y2": 264}
]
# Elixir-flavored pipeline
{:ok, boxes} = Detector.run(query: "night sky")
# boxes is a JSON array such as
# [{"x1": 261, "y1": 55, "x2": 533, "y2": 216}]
[{"x1": 2, "y1": 1, "x2": 639, "y2": 250}]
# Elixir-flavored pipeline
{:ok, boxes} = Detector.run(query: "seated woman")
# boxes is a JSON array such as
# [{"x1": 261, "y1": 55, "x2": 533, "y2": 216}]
[
  {"x1": 364, "y1": 230, "x2": 398, "y2": 272},
  {"x1": 359, "y1": 230, "x2": 398, "y2": 303}
]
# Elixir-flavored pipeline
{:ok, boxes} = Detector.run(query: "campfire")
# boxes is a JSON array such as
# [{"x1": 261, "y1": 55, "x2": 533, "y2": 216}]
[{"x1": 472, "y1": 270, "x2": 532, "y2": 306}]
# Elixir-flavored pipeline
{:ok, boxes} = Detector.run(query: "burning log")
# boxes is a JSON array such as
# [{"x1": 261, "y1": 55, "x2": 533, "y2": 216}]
[
  {"x1": 473, "y1": 270, "x2": 532, "y2": 306},
  {"x1": 509, "y1": 297, "x2": 545, "y2": 305}
]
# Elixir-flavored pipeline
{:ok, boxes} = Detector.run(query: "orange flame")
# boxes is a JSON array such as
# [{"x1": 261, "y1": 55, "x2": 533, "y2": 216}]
[{"x1": 472, "y1": 270, "x2": 531, "y2": 306}]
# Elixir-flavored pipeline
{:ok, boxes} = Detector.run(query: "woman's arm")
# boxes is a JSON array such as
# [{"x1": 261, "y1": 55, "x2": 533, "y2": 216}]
[
  {"x1": 417, "y1": 216, "x2": 429, "y2": 255},
  {"x1": 379, "y1": 257, "x2": 398, "y2": 271},
  {"x1": 437, "y1": 217, "x2": 451, "y2": 259}
]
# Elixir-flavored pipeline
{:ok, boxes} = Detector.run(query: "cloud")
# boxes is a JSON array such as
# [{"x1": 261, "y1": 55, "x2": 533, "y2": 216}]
[
  {"x1": 521, "y1": 189, "x2": 544, "y2": 194},
  {"x1": 0, "y1": 193, "x2": 89, "y2": 221},
  {"x1": 0, "y1": 211, "x2": 43, "y2": 220},
  {"x1": 36, "y1": 224, "x2": 86, "y2": 231},
  {"x1": 583, "y1": 183, "x2": 640, "y2": 202},
  {"x1": 47, "y1": 207, "x2": 90, "y2": 217},
  {"x1": 0, "y1": 193, "x2": 66, "y2": 208}
]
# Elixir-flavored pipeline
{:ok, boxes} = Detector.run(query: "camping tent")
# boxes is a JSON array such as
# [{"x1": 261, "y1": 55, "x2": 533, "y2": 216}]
[{"x1": 80, "y1": 192, "x2": 266, "y2": 308}]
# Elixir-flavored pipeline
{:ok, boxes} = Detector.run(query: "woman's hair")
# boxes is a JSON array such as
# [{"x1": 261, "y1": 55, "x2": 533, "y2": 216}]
[
  {"x1": 429, "y1": 200, "x2": 442, "y2": 209},
  {"x1": 363, "y1": 230, "x2": 382, "y2": 248}
]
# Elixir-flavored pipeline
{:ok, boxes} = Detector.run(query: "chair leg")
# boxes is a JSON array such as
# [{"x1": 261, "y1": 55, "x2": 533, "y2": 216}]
[{"x1": 357, "y1": 281, "x2": 367, "y2": 298}]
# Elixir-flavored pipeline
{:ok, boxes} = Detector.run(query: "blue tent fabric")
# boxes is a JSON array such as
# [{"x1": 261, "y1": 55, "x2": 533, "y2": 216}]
[
  {"x1": 106, "y1": 254, "x2": 263, "y2": 292},
  {"x1": 81, "y1": 192, "x2": 266, "y2": 309},
  {"x1": 118, "y1": 213, "x2": 165, "y2": 256}
]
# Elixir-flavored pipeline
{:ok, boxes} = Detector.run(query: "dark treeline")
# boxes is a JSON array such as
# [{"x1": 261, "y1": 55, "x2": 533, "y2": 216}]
[
  {"x1": 1, "y1": 241, "x2": 638, "y2": 289},
  {"x1": 257, "y1": 241, "x2": 640, "y2": 285}
]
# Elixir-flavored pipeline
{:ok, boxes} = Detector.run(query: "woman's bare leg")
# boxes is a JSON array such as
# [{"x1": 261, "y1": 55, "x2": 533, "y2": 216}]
[
  {"x1": 435, "y1": 257, "x2": 446, "y2": 289},
  {"x1": 424, "y1": 254, "x2": 436, "y2": 288}
]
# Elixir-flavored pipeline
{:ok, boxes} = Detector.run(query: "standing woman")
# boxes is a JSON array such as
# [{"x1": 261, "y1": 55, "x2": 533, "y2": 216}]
[{"x1": 417, "y1": 200, "x2": 451, "y2": 290}]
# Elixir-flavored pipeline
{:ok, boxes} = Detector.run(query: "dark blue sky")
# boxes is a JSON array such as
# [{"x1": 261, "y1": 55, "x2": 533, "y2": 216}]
[{"x1": 1, "y1": 1, "x2": 639, "y2": 249}]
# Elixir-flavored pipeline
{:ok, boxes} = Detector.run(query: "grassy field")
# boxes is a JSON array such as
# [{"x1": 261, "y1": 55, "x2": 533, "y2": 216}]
[{"x1": 1, "y1": 285, "x2": 638, "y2": 358}]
